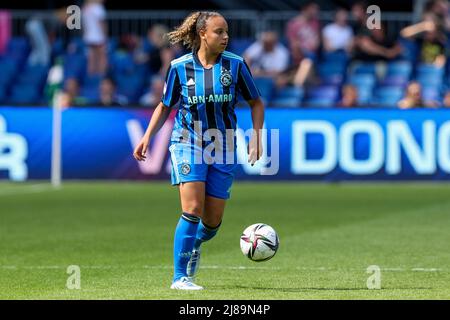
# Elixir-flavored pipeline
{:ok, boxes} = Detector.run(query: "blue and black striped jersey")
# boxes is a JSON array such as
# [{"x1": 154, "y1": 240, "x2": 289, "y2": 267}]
[{"x1": 161, "y1": 50, "x2": 260, "y2": 142}]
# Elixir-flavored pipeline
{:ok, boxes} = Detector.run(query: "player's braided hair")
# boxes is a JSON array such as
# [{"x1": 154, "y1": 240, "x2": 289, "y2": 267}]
[{"x1": 166, "y1": 11, "x2": 223, "y2": 50}]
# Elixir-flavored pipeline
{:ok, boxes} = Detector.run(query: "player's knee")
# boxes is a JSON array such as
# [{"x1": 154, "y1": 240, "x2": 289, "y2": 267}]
[
  {"x1": 202, "y1": 215, "x2": 222, "y2": 228},
  {"x1": 183, "y1": 202, "x2": 203, "y2": 216}
]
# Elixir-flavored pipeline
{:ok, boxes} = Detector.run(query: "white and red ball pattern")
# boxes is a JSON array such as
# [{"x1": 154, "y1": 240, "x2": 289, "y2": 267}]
[{"x1": 240, "y1": 223, "x2": 279, "y2": 261}]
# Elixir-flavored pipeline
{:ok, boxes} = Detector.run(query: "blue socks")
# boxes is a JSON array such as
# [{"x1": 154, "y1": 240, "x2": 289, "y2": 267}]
[
  {"x1": 173, "y1": 212, "x2": 222, "y2": 282},
  {"x1": 173, "y1": 213, "x2": 200, "y2": 282},
  {"x1": 194, "y1": 220, "x2": 222, "y2": 250}
]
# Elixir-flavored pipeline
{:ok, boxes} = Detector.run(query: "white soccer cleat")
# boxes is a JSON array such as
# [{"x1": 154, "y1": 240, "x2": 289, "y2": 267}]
[
  {"x1": 170, "y1": 276, "x2": 203, "y2": 290},
  {"x1": 187, "y1": 248, "x2": 201, "y2": 279}
]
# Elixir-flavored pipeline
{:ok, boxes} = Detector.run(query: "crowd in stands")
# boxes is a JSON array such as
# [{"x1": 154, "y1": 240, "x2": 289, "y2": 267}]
[{"x1": 0, "y1": 0, "x2": 450, "y2": 109}]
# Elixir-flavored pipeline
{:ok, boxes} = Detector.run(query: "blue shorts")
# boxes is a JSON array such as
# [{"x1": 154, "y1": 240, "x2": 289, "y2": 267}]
[{"x1": 169, "y1": 142, "x2": 238, "y2": 199}]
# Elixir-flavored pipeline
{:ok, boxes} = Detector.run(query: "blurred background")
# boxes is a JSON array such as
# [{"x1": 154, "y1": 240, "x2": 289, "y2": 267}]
[
  {"x1": 0, "y1": 0, "x2": 448, "y2": 108},
  {"x1": 0, "y1": 0, "x2": 450, "y2": 181},
  {"x1": 1, "y1": 1, "x2": 450, "y2": 301}
]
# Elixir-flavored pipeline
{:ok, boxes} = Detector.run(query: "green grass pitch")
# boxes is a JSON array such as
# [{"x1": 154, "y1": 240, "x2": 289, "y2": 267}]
[{"x1": 0, "y1": 181, "x2": 449, "y2": 299}]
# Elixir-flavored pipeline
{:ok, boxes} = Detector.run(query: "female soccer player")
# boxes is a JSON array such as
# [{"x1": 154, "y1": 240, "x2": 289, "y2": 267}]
[{"x1": 133, "y1": 11, "x2": 265, "y2": 290}]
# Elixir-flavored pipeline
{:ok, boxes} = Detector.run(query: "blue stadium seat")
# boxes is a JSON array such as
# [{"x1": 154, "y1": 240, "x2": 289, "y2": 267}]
[
  {"x1": 63, "y1": 54, "x2": 86, "y2": 80},
  {"x1": 135, "y1": 61, "x2": 150, "y2": 79},
  {"x1": 307, "y1": 85, "x2": 340, "y2": 99},
  {"x1": 271, "y1": 86, "x2": 304, "y2": 108},
  {"x1": 320, "y1": 74, "x2": 344, "y2": 86},
  {"x1": 355, "y1": 86, "x2": 373, "y2": 105},
  {"x1": 0, "y1": 59, "x2": 17, "y2": 86},
  {"x1": 317, "y1": 62, "x2": 346, "y2": 77},
  {"x1": 380, "y1": 75, "x2": 409, "y2": 86},
  {"x1": 349, "y1": 74, "x2": 376, "y2": 88},
  {"x1": 80, "y1": 85, "x2": 100, "y2": 103},
  {"x1": 116, "y1": 73, "x2": 145, "y2": 102},
  {"x1": 51, "y1": 38, "x2": 65, "y2": 58},
  {"x1": 321, "y1": 50, "x2": 349, "y2": 65},
  {"x1": 6, "y1": 37, "x2": 30, "y2": 56},
  {"x1": 8, "y1": 84, "x2": 41, "y2": 104},
  {"x1": 229, "y1": 38, "x2": 253, "y2": 56},
  {"x1": 15, "y1": 64, "x2": 49, "y2": 86},
  {"x1": 421, "y1": 86, "x2": 441, "y2": 102},
  {"x1": 386, "y1": 61, "x2": 412, "y2": 78},
  {"x1": 110, "y1": 52, "x2": 136, "y2": 75},
  {"x1": 5, "y1": 37, "x2": 30, "y2": 66},
  {"x1": 304, "y1": 97, "x2": 336, "y2": 108},
  {"x1": 83, "y1": 74, "x2": 103, "y2": 87},
  {"x1": 0, "y1": 86, "x2": 6, "y2": 103},
  {"x1": 347, "y1": 74, "x2": 375, "y2": 105},
  {"x1": 107, "y1": 37, "x2": 119, "y2": 53},
  {"x1": 416, "y1": 64, "x2": 445, "y2": 79},
  {"x1": 305, "y1": 85, "x2": 339, "y2": 107},
  {"x1": 416, "y1": 73, "x2": 444, "y2": 87},
  {"x1": 350, "y1": 62, "x2": 376, "y2": 75},
  {"x1": 374, "y1": 86, "x2": 404, "y2": 106},
  {"x1": 67, "y1": 37, "x2": 86, "y2": 54},
  {"x1": 253, "y1": 77, "x2": 275, "y2": 102},
  {"x1": 398, "y1": 38, "x2": 418, "y2": 62}
]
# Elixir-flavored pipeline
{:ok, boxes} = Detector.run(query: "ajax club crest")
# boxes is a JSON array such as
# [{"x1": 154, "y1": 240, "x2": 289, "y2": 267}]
[{"x1": 220, "y1": 68, "x2": 232, "y2": 87}]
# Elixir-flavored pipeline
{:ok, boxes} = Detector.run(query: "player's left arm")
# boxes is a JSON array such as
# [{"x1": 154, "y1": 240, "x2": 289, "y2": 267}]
[{"x1": 247, "y1": 97, "x2": 265, "y2": 165}]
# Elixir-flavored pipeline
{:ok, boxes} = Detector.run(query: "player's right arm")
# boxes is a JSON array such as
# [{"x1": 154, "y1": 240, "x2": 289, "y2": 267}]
[
  {"x1": 133, "y1": 102, "x2": 171, "y2": 161},
  {"x1": 134, "y1": 62, "x2": 181, "y2": 162}
]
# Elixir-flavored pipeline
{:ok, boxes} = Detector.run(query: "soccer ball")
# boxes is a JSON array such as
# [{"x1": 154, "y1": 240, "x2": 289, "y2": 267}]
[{"x1": 240, "y1": 223, "x2": 279, "y2": 261}]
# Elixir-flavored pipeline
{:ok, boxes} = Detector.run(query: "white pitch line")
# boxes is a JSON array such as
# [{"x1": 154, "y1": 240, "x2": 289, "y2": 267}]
[
  {"x1": 0, "y1": 184, "x2": 58, "y2": 196},
  {"x1": 0, "y1": 265, "x2": 446, "y2": 272}
]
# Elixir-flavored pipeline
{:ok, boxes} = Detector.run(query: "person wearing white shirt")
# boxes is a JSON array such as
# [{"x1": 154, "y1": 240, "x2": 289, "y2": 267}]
[
  {"x1": 82, "y1": 0, "x2": 108, "y2": 75},
  {"x1": 244, "y1": 31, "x2": 289, "y2": 77},
  {"x1": 322, "y1": 8, "x2": 354, "y2": 53}
]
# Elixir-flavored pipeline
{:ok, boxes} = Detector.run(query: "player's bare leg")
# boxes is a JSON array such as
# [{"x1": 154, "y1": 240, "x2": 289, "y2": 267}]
[
  {"x1": 203, "y1": 195, "x2": 226, "y2": 227},
  {"x1": 179, "y1": 181, "x2": 205, "y2": 217}
]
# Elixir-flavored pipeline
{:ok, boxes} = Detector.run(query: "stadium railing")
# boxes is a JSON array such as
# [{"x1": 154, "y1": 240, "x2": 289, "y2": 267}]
[{"x1": 7, "y1": 10, "x2": 414, "y2": 40}]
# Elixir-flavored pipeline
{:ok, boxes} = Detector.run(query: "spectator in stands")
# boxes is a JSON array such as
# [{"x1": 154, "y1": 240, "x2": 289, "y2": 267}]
[
  {"x1": 322, "y1": 8, "x2": 354, "y2": 54},
  {"x1": 338, "y1": 84, "x2": 359, "y2": 108},
  {"x1": 353, "y1": 23, "x2": 403, "y2": 62},
  {"x1": 58, "y1": 91, "x2": 73, "y2": 109},
  {"x1": 98, "y1": 77, "x2": 128, "y2": 106},
  {"x1": 243, "y1": 30, "x2": 289, "y2": 77},
  {"x1": 139, "y1": 75, "x2": 165, "y2": 107},
  {"x1": 350, "y1": 1, "x2": 368, "y2": 35},
  {"x1": 82, "y1": 0, "x2": 108, "y2": 75},
  {"x1": 25, "y1": 7, "x2": 75, "y2": 66},
  {"x1": 118, "y1": 33, "x2": 140, "y2": 54},
  {"x1": 136, "y1": 24, "x2": 178, "y2": 77},
  {"x1": 425, "y1": 0, "x2": 450, "y2": 33},
  {"x1": 400, "y1": 1, "x2": 448, "y2": 67},
  {"x1": 398, "y1": 81, "x2": 439, "y2": 109},
  {"x1": 351, "y1": 23, "x2": 403, "y2": 78},
  {"x1": 0, "y1": 10, "x2": 11, "y2": 55},
  {"x1": 25, "y1": 13, "x2": 51, "y2": 66},
  {"x1": 286, "y1": 1, "x2": 321, "y2": 64},
  {"x1": 47, "y1": 7, "x2": 74, "y2": 59},
  {"x1": 283, "y1": 1, "x2": 321, "y2": 87},
  {"x1": 63, "y1": 77, "x2": 88, "y2": 106}
]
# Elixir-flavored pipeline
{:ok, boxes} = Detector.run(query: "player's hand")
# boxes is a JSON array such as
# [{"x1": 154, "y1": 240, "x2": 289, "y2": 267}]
[
  {"x1": 247, "y1": 133, "x2": 263, "y2": 166},
  {"x1": 133, "y1": 136, "x2": 150, "y2": 161}
]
